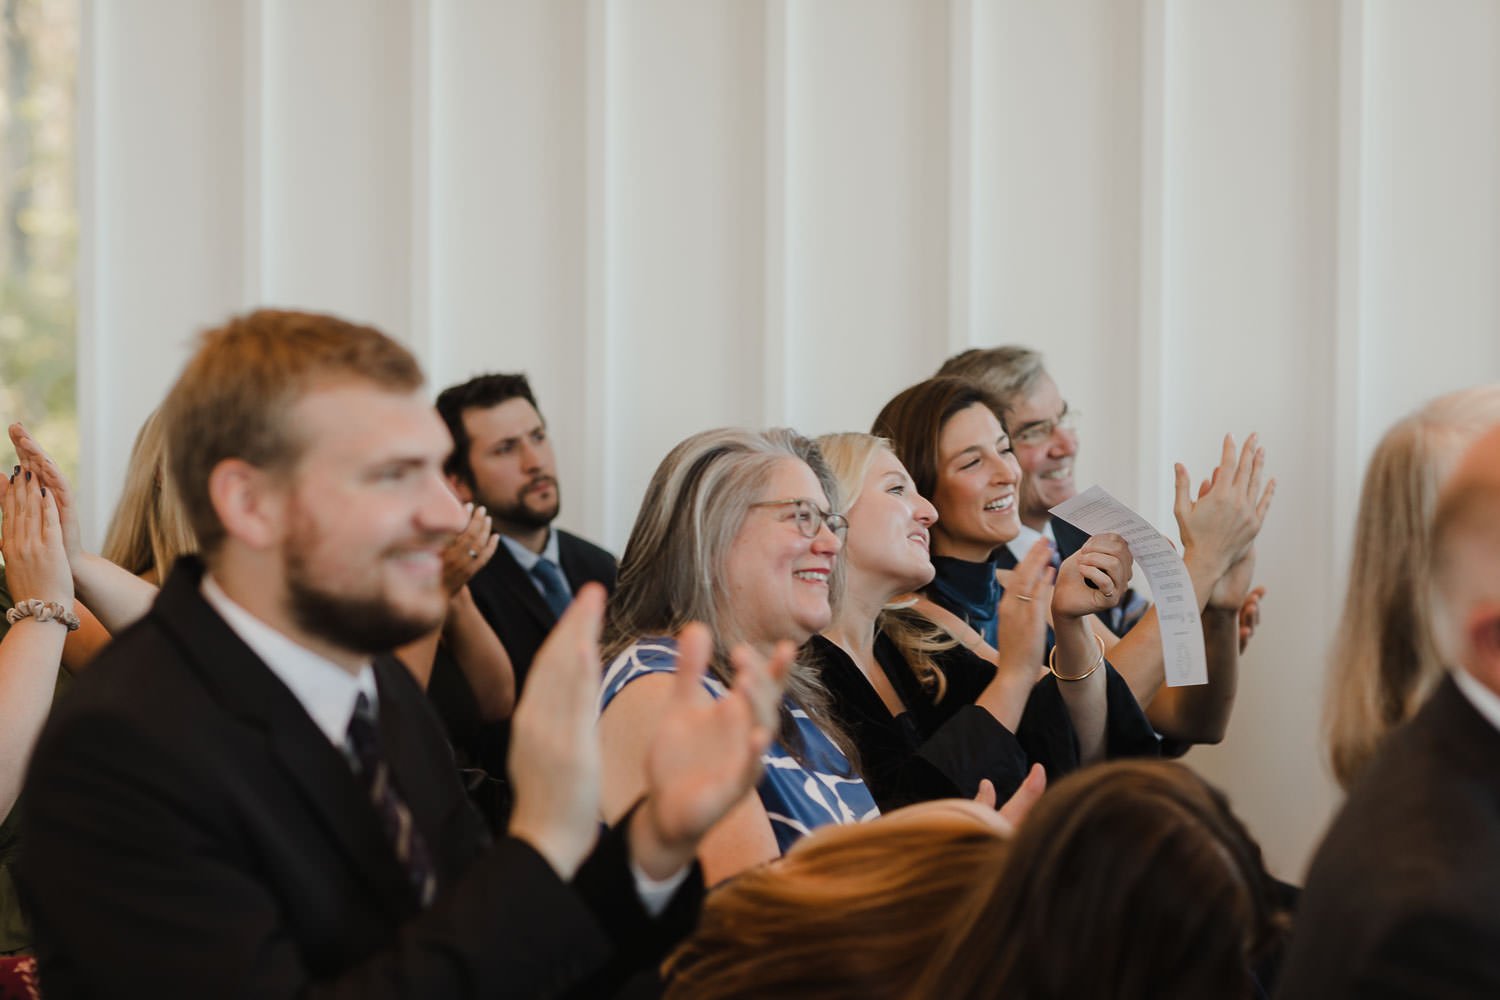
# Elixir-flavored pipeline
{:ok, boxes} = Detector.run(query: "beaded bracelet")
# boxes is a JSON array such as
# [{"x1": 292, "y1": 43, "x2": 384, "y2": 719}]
[
  {"x1": 1048, "y1": 632, "x2": 1106, "y2": 682},
  {"x1": 5, "y1": 598, "x2": 81, "y2": 632}
]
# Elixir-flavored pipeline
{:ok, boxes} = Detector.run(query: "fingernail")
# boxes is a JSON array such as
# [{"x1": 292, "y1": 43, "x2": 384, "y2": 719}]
[
  {"x1": 24, "y1": 470, "x2": 30, "y2": 482},
  {"x1": 40, "y1": 486, "x2": 46, "y2": 497}
]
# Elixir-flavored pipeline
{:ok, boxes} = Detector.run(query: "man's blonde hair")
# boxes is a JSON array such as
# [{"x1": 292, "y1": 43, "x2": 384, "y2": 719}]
[{"x1": 160, "y1": 309, "x2": 424, "y2": 557}]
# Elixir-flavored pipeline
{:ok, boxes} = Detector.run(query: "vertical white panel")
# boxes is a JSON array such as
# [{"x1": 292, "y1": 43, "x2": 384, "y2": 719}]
[
  {"x1": 428, "y1": 0, "x2": 594, "y2": 535},
  {"x1": 784, "y1": 0, "x2": 949, "y2": 436},
  {"x1": 1159, "y1": 0, "x2": 1342, "y2": 881},
  {"x1": 970, "y1": 0, "x2": 1145, "y2": 511},
  {"x1": 259, "y1": 0, "x2": 414, "y2": 338},
  {"x1": 1360, "y1": 1, "x2": 1500, "y2": 445},
  {"x1": 604, "y1": 0, "x2": 768, "y2": 548},
  {"x1": 80, "y1": 0, "x2": 249, "y2": 544}
]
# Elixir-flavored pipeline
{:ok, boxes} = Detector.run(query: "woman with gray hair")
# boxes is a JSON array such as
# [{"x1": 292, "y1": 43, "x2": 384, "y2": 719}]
[{"x1": 598, "y1": 428, "x2": 878, "y2": 884}]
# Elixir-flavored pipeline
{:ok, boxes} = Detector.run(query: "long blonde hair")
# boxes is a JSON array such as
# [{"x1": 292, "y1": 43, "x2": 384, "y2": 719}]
[
  {"x1": 102, "y1": 408, "x2": 198, "y2": 582},
  {"x1": 816, "y1": 432, "x2": 958, "y2": 702},
  {"x1": 663, "y1": 809, "x2": 1009, "y2": 999},
  {"x1": 1326, "y1": 384, "x2": 1500, "y2": 789}
]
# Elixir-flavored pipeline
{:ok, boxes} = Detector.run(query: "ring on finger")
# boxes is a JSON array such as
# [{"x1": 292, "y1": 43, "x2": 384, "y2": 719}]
[
  {"x1": 1014, "y1": 593, "x2": 1034, "y2": 603},
  {"x1": 467, "y1": 548, "x2": 479, "y2": 558}
]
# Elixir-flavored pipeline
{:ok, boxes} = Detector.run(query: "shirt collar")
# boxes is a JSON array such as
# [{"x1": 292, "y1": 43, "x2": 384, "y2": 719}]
[
  {"x1": 1006, "y1": 517, "x2": 1056, "y2": 564},
  {"x1": 500, "y1": 527, "x2": 560, "y2": 571},
  {"x1": 1451, "y1": 666, "x2": 1500, "y2": 735},
  {"x1": 200, "y1": 574, "x2": 378, "y2": 749}
]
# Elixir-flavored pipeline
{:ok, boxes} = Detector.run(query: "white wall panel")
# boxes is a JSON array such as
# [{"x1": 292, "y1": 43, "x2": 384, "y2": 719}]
[
  {"x1": 783, "y1": 0, "x2": 950, "y2": 438},
  {"x1": 1156, "y1": 0, "x2": 1342, "y2": 880},
  {"x1": 604, "y1": 0, "x2": 768, "y2": 547},
  {"x1": 76, "y1": 1, "x2": 1500, "y2": 878},
  {"x1": 1359, "y1": 1, "x2": 1500, "y2": 450},
  {"x1": 258, "y1": 0, "x2": 415, "y2": 337},
  {"x1": 426, "y1": 0, "x2": 594, "y2": 536},
  {"x1": 969, "y1": 0, "x2": 1144, "y2": 517},
  {"x1": 80, "y1": 0, "x2": 249, "y2": 545}
]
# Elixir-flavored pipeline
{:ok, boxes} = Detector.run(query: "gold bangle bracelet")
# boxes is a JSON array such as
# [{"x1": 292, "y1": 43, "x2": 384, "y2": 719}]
[{"x1": 1048, "y1": 632, "x2": 1106, "y2": 682}]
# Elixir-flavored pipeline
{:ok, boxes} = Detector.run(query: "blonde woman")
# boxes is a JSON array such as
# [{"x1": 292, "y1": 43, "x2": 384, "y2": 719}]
[
  {"x1": 1325, "y1": 384, "x2": 1500, "y2": 790},
  {"x1": 102, "y1": 408, "x2": 198, "y2": 583}
]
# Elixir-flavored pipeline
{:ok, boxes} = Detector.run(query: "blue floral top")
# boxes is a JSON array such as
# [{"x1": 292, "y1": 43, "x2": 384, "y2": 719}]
[{"x1": 600, "y1": 638, "x2": 879, "y2": 853}]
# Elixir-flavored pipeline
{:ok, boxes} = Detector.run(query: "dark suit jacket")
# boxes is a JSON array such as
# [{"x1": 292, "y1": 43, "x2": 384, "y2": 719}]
[
  {"x1": 17, "y1": 557, "x2": 698, "y2": 999},
  {"x1": 1276, "y1": 675, "x2": 1500, "y2": 999},
  {"x1": 428, "y1": 530, "x2": 617, "y2": 797}
]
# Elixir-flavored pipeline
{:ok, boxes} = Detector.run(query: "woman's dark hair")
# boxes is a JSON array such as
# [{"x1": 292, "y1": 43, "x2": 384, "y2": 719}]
[
  {"x1": 918, "y1": 760, "x2": 1291, "y2": 1000},
  {"x1": 872, "y1": 376, "x2": 1006, "y2": 500}
]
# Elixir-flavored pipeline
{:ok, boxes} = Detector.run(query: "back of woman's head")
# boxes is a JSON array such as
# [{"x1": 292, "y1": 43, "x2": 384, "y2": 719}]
[
  {"x1": 1326, "y1": 385, "x2": 1500, "y2": 790},
  {"x1": 102, "y1": 407, "x2": 198, "y2": 581},
  {"x1": 922, "y1": 761, "x2": 1284, "y2": 1000},
  {"x1": 872, "y1": 377, "x2": 1004, "y2": 501},
  {"x1": 664, "y1": 809, "x2": 1009, "y2": 1000}
]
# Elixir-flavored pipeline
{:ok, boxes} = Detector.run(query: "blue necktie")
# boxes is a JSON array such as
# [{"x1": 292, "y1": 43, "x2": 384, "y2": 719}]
[
  {"x1": 345, "y1": 693, "x2": 438, "y2": 907},
  {"x1": 530, "y1": 557, "x2": 573, "y2": 618}
]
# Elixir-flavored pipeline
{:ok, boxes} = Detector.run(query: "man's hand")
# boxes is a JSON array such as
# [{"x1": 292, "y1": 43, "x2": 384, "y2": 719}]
[
  {"x1": 1174, "y1": 433, "x2": 1275, "y2": 584},
  {"x1": 440, "y1": 503, "x2": 499, "y2": 598},
  {"x1": 1052, "y1": 532, "x2": 1132, "y2": 621},
  {"x1": 9, "y1": 423, "x2": 83, "y2": 565},
  {"x1": 507, "y1": 584, "x2": 607, "y2": 880},
  {"x1": 630, "y1": 627, "x2": 792, "y2": 880}
]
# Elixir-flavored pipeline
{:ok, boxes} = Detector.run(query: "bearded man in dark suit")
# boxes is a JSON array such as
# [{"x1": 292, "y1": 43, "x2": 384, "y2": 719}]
[
  {"x1": 427, "y1": 374, "x2": 617, "y2": 812},
  {"x1": 18, "y1": 310, "x2": 784, "y2": 998}
]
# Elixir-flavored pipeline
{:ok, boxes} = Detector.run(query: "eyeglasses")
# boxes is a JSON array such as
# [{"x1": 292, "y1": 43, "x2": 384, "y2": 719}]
[
  {"x1": 749, "y1": 497, "x2": 849, "y2": 540},
  {"x1": 1010, "y1": 405, "x2": 1079, "y2": 448}
]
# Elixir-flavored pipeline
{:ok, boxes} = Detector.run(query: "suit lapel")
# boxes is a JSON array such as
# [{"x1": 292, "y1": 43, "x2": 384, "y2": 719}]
[
  {"x1": 154, "y1": 558, "x2": 419, "y2": 914},
  {"x1": 476, "y1": 539, "x2": 558, "y2": 631}
]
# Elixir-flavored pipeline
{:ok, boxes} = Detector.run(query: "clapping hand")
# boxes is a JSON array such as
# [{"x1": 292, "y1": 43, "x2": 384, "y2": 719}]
[
  {"x1": 9, "y1": 423, "x2": 83, "y2": 566},
  {"x1": 992, "y1": 538, "x2": 1053, "y2": 681},
  {"x1": 0, "y1": 463, "x2": 74, "y2": 611},
  {"x1": 1174, "y1": 433, "x2": 1275, "y2": 583},
  {"x1": 507, "y1": 583, "x2": 608, "y2": 880},
  {"x1": 440, "y1": 503, "x2": 499, "y2": 598},
  {"x1": 632, "y1": 626, "x2": 793, "y2": 880}
]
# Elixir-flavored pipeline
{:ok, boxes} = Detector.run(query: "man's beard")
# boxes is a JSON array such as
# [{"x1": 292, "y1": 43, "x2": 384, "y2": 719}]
[
  {"x1": 284, "y1": 543, "x2": 443, "y2": 655},
  {"x1": 481, "y1": 475, "x2": 561, "y2": 531}
]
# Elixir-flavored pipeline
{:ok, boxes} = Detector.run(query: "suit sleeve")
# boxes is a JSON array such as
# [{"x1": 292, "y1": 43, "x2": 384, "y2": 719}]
[
  {"x1": 1348, "y1": 911, "x2": 1500, "y2": 1000},
  {"x1": 18, "y1": 707, "x2": 688, "y2": 1000}
]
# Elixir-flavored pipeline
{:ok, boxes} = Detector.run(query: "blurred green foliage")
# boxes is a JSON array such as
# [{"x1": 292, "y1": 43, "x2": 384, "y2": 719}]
[{"x1": 1, "y1": 0, "x2": 78, "y2": 484}]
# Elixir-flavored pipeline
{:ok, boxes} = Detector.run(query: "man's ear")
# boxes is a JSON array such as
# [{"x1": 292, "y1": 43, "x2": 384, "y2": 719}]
[
  {"x1": 208, "y1": 458, "x2": 289, "y2": 550},
  {"x1": 1464, "y1": 601, "x2": 1500, "y2": 690},
  {"x1": 446, "y1": 473, "x2": 474, "y2": 505}
]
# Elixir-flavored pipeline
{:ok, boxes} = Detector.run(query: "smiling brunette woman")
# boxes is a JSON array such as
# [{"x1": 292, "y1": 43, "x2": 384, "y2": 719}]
[
  {"x1": 871, "y1": 378, "x2": 1160, "y2": 771},
  {"x1": 598, "y1": 428, "x2": 878, "y2": 885}
]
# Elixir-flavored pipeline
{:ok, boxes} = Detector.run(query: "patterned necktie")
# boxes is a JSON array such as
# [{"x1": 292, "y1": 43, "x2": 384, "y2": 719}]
[
  {"x1": 530, "y1": 557, "x2": 573, "y2": 618},
  {"x1": 345, "y1": 692, "x2": 438, "y2": 907}
]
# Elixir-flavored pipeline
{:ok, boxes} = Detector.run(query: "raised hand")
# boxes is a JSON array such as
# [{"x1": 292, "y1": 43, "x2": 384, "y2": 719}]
[
  {"x1": 1174, "y1": 433, "x2": 1276, "y2": 584},
  {"x1": 632, "y1": 627, "x2": 792, "y2": 880},
  {"x1": 1052, "y1": 532, "x2": 1132, "y2": 621},
  {"x1": 1, "y1": 465, "x2": 74, "y2": 610},
  {"x1": 1236, "y1": 585, "x2": 1266, "y2": 653},
  {"x1": 506, "y1": 583, "x2": 608, "y2": 880},
  {"x1": 440, "y1": 502, "x2": 499, "y2": 598},
  {"x1": 992, "y1": 538, "x2": 1053, "y2": 679},
  {"x1": 9, "y1": 423, "x2": 82, "y2": 565}
]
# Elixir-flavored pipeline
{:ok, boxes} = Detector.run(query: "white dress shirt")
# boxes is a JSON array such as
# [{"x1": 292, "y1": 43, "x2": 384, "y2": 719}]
[{"x1": 200, "y1": 573, "x2": 686, "y2": 911}]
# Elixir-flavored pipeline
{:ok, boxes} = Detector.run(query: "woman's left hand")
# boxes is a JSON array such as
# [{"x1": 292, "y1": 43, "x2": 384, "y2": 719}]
[
  {"x1": 0, "y1": 464, "x2": 75, "y2": 610},
  {"x1": 440, "y1": 503, "x2": 499, "y2": 598},
  {"x1": 1051, "y1": 532, "x2": 1132, "y2": 621}
]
